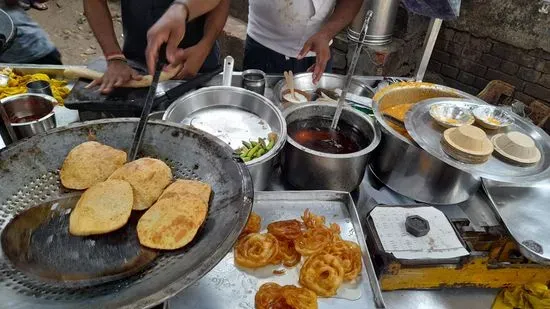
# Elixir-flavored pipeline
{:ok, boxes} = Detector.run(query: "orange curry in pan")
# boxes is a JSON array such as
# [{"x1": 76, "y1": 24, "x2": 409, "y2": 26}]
[{"x1": 381, "y1": 103, "x2": 415, "y2": 140}]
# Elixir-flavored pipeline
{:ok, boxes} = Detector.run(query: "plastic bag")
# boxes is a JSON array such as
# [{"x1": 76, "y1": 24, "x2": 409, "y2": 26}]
[{"x1": 401, "y1": 0, "x2": 461, "y2": 20}]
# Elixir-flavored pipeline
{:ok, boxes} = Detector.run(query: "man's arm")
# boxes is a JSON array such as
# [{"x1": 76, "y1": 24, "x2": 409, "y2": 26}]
[
  {"x1": 200, "y1": 0, "x2": 229, "y2": 51},
  {"x1": 298, "y1": 0, "x2": 363, "y2": 83},
  {"x1": 173, "y1": 0, "x2": 229, "y2": 78},
  {"x1": 83, "y1": 0, "x2": 121, "y2": 57},
  {"x1": 145, "y1": 0, "x2": 222, "y2": 73},
  {"x1": 83, "y1": 0, "x2": 141, "y2": 93}
]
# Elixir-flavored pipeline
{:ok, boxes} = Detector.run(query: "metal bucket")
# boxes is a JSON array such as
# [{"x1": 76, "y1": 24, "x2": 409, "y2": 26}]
[
  {"x1": 370, "y1": 82, "x2": 485, "y2": 204},
  {"x1": 348, "y1": 0, "x2": 400, "y2": 45},
  {"x1": 282, "y1": 103, "x2": 380, "y2": 191}
]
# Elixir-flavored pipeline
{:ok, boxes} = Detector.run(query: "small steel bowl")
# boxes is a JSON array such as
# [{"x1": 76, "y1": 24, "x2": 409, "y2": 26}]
[
  {"x1": 429, "y1": 103, "x2": 474, "y2": 128},
  {"x1": 0, "y1": 93, "x2": 57, "y2": 139},
  {"x1": 473, "y1": 105, "x2": 514, "y2": 130}
]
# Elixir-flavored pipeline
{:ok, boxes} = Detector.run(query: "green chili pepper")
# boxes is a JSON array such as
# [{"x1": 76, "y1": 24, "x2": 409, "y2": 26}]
[
  {"x1": 266, "y1": 140, "x2": 275, "y2": 150},
  {"x1": 243, "y1": 156, "x2": 252, "y2": 162},
  {"x1": 258, "y1": 138, "x2": 266, "y2": 148},
  {"x1": 247, "y1": 144, "x2": 261, "y2": 157},
  {"x1": 255, "y1": 149, "x2": 266, "y2": 158},
  {"x1": 242, "y1": 141, "x2": 252, "y2": 149}
]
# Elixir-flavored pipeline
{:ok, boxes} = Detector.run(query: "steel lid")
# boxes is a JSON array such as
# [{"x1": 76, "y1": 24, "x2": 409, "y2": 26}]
[{"x1": 405, "y1": 98, "x2": 550, "y2": 183}]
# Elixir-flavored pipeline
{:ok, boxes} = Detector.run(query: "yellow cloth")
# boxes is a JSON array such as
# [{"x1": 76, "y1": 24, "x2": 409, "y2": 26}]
[
  {"x1": 492, "y1": 282, "x2": 550, "y2": 309},
  {"x1": 0, "y1": 68, "x2": 70, "y2": 105}
]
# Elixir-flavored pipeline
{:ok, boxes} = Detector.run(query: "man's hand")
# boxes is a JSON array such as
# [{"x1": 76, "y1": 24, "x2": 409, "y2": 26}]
[
  {"x1": 86, "y1": 60, "x2": 142, "y2": 94},
  {"x1": 170, "y1": 43, "x2": 211, "y2": 79},
  {"x1": 298, "y1": 32, "x2": 332, "y2": 84},
  {"x1": 146, "y1": 3, "x2": 189, "y2": 75}
]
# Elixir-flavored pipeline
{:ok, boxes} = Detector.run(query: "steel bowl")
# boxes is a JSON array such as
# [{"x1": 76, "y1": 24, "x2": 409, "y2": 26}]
[
  {"x1": 428, "y1": 103, "x2": 474, "y2": 128},
  {"x1": 282, "y1": 103, "x2": 380, "y2": 191},
  {"x1": 0, "y1": 93, "x2": 56, "y2": 140},
  {"x1": 473, "y1": 105, "x2": 514, "y2": 130},
  {"x1": 273, "y1": 73, "x2": 374, "y2": 109},
  {"x1": 164, "y1": 86, "x2": 286, "y2": 190},
  {"x1": 371, "y1": 82, "x2": 487, "y2": 204}
]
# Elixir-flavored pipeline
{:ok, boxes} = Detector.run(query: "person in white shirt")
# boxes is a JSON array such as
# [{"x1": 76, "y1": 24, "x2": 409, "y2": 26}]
[{"x1": 244, "y1": 0, "x2": 362, "y2": 83}]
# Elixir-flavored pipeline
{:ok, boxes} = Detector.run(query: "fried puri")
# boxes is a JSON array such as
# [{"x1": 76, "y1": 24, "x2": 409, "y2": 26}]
[
  {"x1": 158, "y1": 179, "x2": 212, "y2": 204},
  {"x1": 69, "y1": 179, "x2": 133, "y2": 236},
  {"x1": 137, "y1": 194, "x2": 208, "y2": 250},
  {"x1": 60, "y1": 141, "x2": 127, "y2": 190},
  {"x1": 109, "y1": 158, "x2": 172, "y2": 210}
]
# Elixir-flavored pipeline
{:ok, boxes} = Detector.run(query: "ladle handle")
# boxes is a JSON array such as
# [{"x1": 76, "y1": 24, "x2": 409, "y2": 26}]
[{"x1": 222, "y1": 56, "x2": 234, "y2": 87}]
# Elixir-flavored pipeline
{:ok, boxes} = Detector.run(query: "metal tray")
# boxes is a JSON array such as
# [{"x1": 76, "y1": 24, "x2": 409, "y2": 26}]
[
  {"x1": 483, "y1": 179, "x2": 550, "y2": 265},
  {"x1": 166, "y1": 191, "x2": 385, "y2": 309},
  {"x1": 405, "y1": 98, "x2": 550, "y2": 183}
]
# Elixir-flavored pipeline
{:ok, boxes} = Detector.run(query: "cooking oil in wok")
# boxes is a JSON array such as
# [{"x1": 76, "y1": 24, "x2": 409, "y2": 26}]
[{"x1": 288, "y1": 117, "x2": 369, "y2": 154}]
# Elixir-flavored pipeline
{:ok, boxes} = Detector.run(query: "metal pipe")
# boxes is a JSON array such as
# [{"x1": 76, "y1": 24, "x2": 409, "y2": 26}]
[
  {"x1": 348, "y1": 0, "x2": 400, "y2": 45},
  {"x1": 415, "y1": 18, "x2": 443, "y2": 81}
]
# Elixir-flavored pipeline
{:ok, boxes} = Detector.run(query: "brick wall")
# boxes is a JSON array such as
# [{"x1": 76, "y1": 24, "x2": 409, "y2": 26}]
[{"x1": 428, "y1": 27, "x2": 550, "y2": 106}]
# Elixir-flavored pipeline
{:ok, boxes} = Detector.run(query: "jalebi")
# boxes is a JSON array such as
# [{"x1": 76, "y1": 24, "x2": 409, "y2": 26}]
[
  {"x1": 241, "y1": 212, "x2": 262, "y2": 236},
  {"x1": 294, "y1": 227, "x2": 336, "y2": 256},
  {"x1": 323, "y1": 241, "x2": 362, "y2": 281},
  {"x1": 277, "y1": 239, "x2": 301, "y2": 267},
  {"x1": 301, "y1": 209, "x2": 326, "y2": 230},
  {"x1": 255, "y1": 283, "x2": 290, "y2": 309},
  {"x1": 299, "y1": 252, "x2": 344, "y2": 297},
  {"x1": 281, "y1": 285, "x2": 318, "y2": 309},
  {"x1": 234, "y1": 233, "x2": 279, "y2": 268},
  {"x1": 267, "y1": 220, "x2": 303, "y2": 240},
  {"x1": 255, "y1": 283, "x2": 318, "y2": 309}
]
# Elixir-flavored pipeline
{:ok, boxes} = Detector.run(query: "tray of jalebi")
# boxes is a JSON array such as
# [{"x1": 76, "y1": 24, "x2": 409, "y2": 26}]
[{"x1": 167, "y1": 191, "x2": 385, "y2": 309}]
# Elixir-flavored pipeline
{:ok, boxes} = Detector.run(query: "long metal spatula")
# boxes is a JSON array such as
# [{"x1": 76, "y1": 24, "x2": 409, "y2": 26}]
[{"x1": 129, "y1": 45, "x2": 168, "y2": 161}]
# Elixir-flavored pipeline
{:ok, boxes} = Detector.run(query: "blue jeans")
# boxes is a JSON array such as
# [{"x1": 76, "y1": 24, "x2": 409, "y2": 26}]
[{"x1": 243, "y1": 36, "x2": 333, "y2": 74}]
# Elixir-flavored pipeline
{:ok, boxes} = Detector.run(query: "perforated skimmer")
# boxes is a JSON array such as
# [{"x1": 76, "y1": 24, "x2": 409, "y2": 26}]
[{"x1": 0, "y1": 118, "x2": 254, "y2": 309}]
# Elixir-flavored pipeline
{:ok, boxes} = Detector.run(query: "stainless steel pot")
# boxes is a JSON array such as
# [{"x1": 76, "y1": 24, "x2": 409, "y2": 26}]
[
  {"x1": 283, "y1": 103, "x2": 380, "y2": 191},
  {"x1": 370, "y1": 82, "x2": 486, "y2": 204},
  {"x1": 272, "y1": 73, "x2": 374, "y2": 109},
  {"x1": 163, "y1": 86, "x2": 286, "y2": 191},
  {"x1": 0, "y1": 93, "x2": 56, "y2": 140}
]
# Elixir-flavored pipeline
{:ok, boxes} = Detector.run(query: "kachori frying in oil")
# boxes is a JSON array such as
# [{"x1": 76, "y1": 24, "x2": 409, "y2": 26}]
[
  {"x1": 60, "y1": 141, "x2": 127, "y2": 190},
  {"x1": 137, "y1": 193, "x2": 208, "y2": 250},
  {"x1": 109, "y1": 158, "x2": 172, "y2": 210},
  {"x1": 69, "y1": 179, "x2": 133, "y2": 236}
]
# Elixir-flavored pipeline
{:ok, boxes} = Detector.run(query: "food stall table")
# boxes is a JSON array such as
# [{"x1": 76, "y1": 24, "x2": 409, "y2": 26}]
[{"x1": 0, "y1": 69, "x2": 505, "y2": 308}]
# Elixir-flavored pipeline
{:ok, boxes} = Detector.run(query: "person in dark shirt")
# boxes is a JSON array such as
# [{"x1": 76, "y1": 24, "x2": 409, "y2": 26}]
[
  {"x1": 84, "y1": 0, "x2": 228, "y2": 93},
  {"x1": 0, "y1": 1, "x2": 61, "y2": 64}
]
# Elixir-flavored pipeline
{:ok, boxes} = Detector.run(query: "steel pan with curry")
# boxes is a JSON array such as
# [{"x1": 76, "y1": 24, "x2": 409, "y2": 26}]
[{"x1": 370, "y1": 82, "x2": 487, "y2": 204}]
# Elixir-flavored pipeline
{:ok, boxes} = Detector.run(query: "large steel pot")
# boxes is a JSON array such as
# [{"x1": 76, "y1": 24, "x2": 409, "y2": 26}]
[
  {"x1": 371, "y1": 82, "x2": 486, "y2": 204},
  {"x1": 163, "y1": 86, "x2": 286, "y2": 191},
  {"x1": 283, "y1": 103, "x2": 380, "y2": 191}
]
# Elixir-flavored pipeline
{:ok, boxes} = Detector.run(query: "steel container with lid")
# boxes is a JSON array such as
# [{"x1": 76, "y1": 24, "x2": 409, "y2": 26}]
[{"x1": 370, "y1": 82, "x2": 486, "y2": 204}]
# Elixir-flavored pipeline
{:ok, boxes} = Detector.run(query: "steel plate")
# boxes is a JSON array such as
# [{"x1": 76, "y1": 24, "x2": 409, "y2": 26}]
[
  {"x1": 405, "y1": 98, "x2": 550, "y2": 183},
  {"x1": 483, "y1": 179, "x2": 550, "y2": 264},
  {"x1": 0, "y1": 118, "x2": 253, "y2": 309}
]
